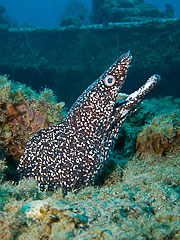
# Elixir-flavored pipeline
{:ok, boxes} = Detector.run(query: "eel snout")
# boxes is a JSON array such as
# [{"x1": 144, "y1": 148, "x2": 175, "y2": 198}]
[
  {"x1": 115, "y1": 74, "x2": 160, "y2": 113},
  {"x1": 126, "y1": 74, "x2": 160, "y2": 105}
]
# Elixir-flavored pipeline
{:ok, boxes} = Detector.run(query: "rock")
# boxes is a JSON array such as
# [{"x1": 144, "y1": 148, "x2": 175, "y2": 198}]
[{"x1": 20, "y1": 199, "x2": 88, "y2": 239}]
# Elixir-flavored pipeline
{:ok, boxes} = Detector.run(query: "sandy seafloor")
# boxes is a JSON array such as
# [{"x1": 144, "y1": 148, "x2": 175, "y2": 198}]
[{"x1": 0, "y1": 81, "x2": 180, "y2": 239}]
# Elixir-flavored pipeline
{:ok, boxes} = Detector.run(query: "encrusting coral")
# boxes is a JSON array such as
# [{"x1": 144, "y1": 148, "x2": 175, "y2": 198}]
[
  {"x1": 136, "y1": 113, "x2": 180, "y2": 156},
  {"x1": 0, "y1": 75, "x2": 65, "y2": 162}
]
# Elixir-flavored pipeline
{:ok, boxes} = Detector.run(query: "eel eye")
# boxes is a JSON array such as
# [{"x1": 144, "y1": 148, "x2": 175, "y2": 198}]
[{"x1": 104, "y1": 75, "x2": 116, "y2": 87}]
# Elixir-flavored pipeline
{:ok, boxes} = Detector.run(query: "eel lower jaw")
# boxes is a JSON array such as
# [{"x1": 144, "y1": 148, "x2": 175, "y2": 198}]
[{"x1": 115, "y1": 74, "x2": 161, "y2": 111}]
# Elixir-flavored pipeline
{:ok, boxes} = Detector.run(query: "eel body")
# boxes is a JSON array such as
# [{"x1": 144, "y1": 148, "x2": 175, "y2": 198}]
[{"x1": 18, "y1": 52, "x2": 160, "y2": 192}]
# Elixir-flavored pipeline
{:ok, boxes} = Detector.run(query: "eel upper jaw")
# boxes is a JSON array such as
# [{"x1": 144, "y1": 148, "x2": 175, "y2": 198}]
[{"x1": 114, "y1": 74, "x2": 160, "y2": 116}]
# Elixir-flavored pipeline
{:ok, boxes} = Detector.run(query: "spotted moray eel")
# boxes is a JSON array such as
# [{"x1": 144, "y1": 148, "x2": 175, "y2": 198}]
[{"x1": 18, "y1": 52, "x2": 160, "y2": 192}]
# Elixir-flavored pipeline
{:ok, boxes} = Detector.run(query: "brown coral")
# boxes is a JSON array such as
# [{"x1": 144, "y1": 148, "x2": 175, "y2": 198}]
[
  {"x1": 0, "y1": 75, "x2": 65, "y2": 162},
  {"x1": 136, "y1": 113, "x2": 180, "y2": 156}
]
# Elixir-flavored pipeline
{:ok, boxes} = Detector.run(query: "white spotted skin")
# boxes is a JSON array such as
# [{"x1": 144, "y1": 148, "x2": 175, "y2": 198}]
[{"x1": 17, "y1": 52, "x2": 160, "y2": 192}]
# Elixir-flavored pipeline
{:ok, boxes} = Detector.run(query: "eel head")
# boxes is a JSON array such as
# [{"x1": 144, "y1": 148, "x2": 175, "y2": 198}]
[{"x1": 68, "y1": 52, "x2": 160, "y2": 138}]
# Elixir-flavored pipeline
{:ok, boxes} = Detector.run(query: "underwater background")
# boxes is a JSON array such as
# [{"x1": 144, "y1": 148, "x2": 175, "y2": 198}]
[{"x1": 0, "y1": 0, "x2": 180, "y2": 239}]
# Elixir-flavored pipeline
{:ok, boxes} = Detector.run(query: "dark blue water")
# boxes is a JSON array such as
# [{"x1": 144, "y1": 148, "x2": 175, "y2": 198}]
[
  {"x1": 145, "y1": 0, "x2": 179, "y2": 17},
  {"x1": 0, "y1": 0, "x2": 92, "y2": 28},
  {"x1": 0, "y1": 0, "x2": 179, "y2": 28}
]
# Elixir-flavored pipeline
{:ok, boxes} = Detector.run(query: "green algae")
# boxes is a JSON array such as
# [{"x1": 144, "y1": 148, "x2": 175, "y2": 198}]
[
  {"x1": 0, "y1": 75, "x2": 37, "y2": 102},
  {"x1": 38, "y1": 89, "x2": 66, "y2": 123},
  {"x1": 0, "y1": 157, "x2": 7, "y2": 183}
]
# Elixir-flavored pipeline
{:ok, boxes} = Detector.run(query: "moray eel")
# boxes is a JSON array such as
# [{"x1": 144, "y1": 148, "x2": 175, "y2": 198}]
[{"x1": 18, "y1": 52, "x2": 160, "y2": 192}]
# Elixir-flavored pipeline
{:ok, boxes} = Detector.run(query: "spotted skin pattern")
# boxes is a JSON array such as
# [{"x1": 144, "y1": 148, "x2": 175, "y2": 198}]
[{"x1": 18, "y1": 52, "x2": 160, "y2": 192}]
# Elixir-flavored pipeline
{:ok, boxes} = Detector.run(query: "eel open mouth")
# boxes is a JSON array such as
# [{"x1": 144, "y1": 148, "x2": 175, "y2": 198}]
[{"x1": 115, "y1": 74, "x2": 160, "y2": 113}]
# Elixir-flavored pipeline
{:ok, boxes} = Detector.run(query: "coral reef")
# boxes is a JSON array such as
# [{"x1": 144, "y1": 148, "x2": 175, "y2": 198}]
[
  {"x1": 0, "y1": 156, "x2": 7, "y2": 182},
  {"x1": 0, "y1": 75, "x2": 65, "y2": 162},
  {"x1": 115, "y1": 96, "x2": 180, "y2": 159},
  {"x1": 0, "y1": 94, "x2": 179, "y2": 239},
  {"x1": 136, "y1": 113, "x2": 180, "y2": 156}
]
